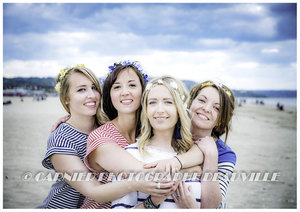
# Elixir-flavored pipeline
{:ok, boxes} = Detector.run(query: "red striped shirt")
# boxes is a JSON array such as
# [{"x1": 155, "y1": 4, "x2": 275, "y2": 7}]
[{"x1": 81, "y1": 122, "x2": 131, "y2": 209}]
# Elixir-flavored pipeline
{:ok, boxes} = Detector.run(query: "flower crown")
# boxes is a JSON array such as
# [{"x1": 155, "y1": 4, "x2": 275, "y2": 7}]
[
  {"x1": 145, "y1": 79, "x2": 186, "y2": 102},
  {"x1": 101, "y1": 60, "x2": 148, "y2": 84},
  {"x1": 55, "y1": 64, "x2": 85, "y2": 92},
  {"x1": 198, "y1": 81, "x2": 232, "y2": 97}
]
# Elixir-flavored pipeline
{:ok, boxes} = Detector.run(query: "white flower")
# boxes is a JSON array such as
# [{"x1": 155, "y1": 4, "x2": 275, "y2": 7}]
[
  {"x1": 157, "y1": 79, "x2": 164, "y2": 84},
  {"x1": 170, "y1": 81, "x2": 178, "y2": 90},
  {"x1": 145, "y1": 83, "x2": 153, "y2": 91}
]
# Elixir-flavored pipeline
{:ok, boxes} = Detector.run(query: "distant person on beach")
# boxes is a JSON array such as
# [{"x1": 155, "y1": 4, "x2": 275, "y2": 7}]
[
  {"x1": 111, "y1": 76, "x2": 202, "y2": 209},
  {"x1": 38, "y1": 65, "x2": 170, "y2": 209},
  {"x1": 277, "y1": 102, "x2": 284, "y2": 111},
  {"x1": 188, "y1": 81, "x2": 236, "y2": 208}
]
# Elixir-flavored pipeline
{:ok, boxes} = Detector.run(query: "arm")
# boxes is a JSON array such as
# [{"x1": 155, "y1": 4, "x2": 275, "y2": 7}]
[
  {"x1": 195, "y1": 136, "x2": 222, "y2": 208},
  {"x1": 50, "y1": 154, "x2": 139, "y2": 203},
  {"x1": 216, "y1": 162, "x2": 236, "y2": 208},
  {"x1": 177, "y1": 144, "x2": 204, "y2": 168},
  {"x1": 144, "y1": 144, "x2": 204, "y2": 172},
  {"x1": 87, "y1": 143, "x2": 176, "y2": 196},
  {"x1": 87, "y1": 143, "x2": 145, "y2": 173}
]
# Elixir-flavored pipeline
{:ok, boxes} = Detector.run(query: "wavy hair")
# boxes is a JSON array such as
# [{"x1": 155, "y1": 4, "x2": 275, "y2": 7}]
[{"x1": 138, "y1": 76, "x2": 193, "y2": 157}]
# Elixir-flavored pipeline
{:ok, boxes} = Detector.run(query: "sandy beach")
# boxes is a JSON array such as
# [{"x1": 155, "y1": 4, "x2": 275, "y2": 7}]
[{"x1": 3, "y1": 96, "x2": 297, "y2": 209}]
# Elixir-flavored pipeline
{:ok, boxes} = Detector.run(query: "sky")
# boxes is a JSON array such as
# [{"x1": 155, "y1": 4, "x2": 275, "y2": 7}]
[{"x1": 2, "y1": 2, "x2": 297, "y2": 90}]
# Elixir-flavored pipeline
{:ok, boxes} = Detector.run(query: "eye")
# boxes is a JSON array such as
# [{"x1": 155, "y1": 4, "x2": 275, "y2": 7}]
[
  {"x1": 92, "y1": 85, "x2": 97, "y2": 90},
  {"x1": 129, "y1": 83, "x2": 136, "y2": 87},
  {"x1": 148, "y1": 101, "x2": 156, "y2": 105},
  {"x1": 112, "y1": 85, "x2": 120, "y2": 90},
  {"x1": 213, "y1": 106, "x2": 220, "y2": 111},
  {"x1": 77, "y1": 88, "x2": 86, "y2": 92},
  {"x1": 198, "y1": 98, "x2": 205, "y2": 103},
  {"x1": 165, "y1": 100, "x2": 173, "y2": 104}
]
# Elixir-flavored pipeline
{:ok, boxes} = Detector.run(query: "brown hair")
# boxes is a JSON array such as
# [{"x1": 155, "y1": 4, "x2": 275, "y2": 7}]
[
  {"x1": 102, "y1": 62, "x2": 147, "y2": 136},
  {"x1": 188, "y1": 81, "x2": 235, "y2": 143}
]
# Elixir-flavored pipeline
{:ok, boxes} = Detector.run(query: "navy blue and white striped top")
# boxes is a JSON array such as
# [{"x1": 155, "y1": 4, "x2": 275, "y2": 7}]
[
  {"x1": 37, "y1": 123, "x2": 88, "y2": 209},
  {"x1": 216, "y1": 138, "x2": 236, "y2": 209}
]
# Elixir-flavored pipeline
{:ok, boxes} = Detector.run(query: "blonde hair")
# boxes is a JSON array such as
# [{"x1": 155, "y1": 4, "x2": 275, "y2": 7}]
[
  {"x1": 138, "y1": 76, "x2": 193, "y2": 157},
  {"x1": 56, "y1": 66, "x2": 106, "y2": 126}
]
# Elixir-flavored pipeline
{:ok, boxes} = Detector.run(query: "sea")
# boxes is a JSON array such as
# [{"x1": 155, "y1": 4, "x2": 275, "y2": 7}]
[{"x1": 237, "y1": 97, "x2": 297, "y2": 108}]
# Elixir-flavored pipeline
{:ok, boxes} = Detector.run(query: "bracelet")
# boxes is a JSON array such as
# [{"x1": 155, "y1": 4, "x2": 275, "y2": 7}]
[
  {"x1": 143, "y1": 195, "x2": 160, "y2": 209},
  {"x1": 174, "y1": 155, "x2": 183, "y2": 169}
]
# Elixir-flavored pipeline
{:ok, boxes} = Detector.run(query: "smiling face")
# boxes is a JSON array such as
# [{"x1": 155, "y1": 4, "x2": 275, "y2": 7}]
[
  {"x1": 147, "y1": 85, "x2": 178, "y2": 133},
  {"x1": 66, "y1": 72, "x2": 100, "y2": 118},
  {"x1": 189, "y1": 86, "x2": 220, "y2": 133},
  {"x1": 110, "y1": 68, "x2": 143, "y2": 116}
]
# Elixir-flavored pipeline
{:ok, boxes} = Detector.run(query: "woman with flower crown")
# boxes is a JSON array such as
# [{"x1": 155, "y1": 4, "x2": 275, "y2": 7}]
[
  {"x1": 79, "y1": 61, "x2": 204, "y2": 209},
  {"x1": 111, "y1": 76, "x2": 202, "y2": 209},
  {"x1": 38, "y1": 65, "x2": 174, "y2": 209},
  {"x1": 188, "y1": 81, "x2": 237, "y2": 208}
]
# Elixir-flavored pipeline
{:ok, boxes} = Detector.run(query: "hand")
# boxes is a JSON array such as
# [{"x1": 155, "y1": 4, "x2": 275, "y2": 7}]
[
  {"x1": 171, "y1": 181, "x2": 199, "y2": 208},
  {"x1": 143, "y1": 158, "x2": 181, "y2": 175},
  {"x1": 194, "y1": 136, "x2": 218, "y2": 157},
  {"x1": 133, "y1": 178, "x2": 177, "y2": 197},
  {"x1": 50, "y1": 114, "x2": 70, "y2": 133},
  {"x1": 150, "y1": 180, "x2": 180, "y2": 206}
]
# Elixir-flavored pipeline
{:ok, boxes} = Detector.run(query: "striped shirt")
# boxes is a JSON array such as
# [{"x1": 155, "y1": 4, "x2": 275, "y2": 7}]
[
  {"x1": 215, "y1": 139, "x2": 236, "y2": 209},
  {"x1": 37, "y1": 123, "x2": 88, "y2": 209},
  {"x1": 80, "y1": 122, "x2": 130, "y2": 209},
  {"x1": 111, "y1": 143, "x2": 201, "y2": 209}
]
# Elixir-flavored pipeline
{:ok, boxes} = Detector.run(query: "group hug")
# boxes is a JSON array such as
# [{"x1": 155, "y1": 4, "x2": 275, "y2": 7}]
[{"x1": 37, "y1": 61, "x2": 236, "y2": 209}]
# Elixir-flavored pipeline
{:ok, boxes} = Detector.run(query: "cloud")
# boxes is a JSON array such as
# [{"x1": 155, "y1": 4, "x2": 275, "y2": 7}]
[
  {"x1": 3, "y1": 3, "x2": 297, "y2": 89},
  {"x1": 261, "y1": 48, "x2": 279, "y2": 54}
]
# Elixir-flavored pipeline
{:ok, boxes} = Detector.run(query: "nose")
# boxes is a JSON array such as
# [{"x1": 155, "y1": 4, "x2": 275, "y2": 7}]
[
  {"x1": 121, "y1": 87, "x2": 130, "y2": 96},
  {"x1": 156, "y1": 102, "x2": 165, "y2": 113},
  {"x1": 87, "y1": 88, "x2": 97, "y2": 98},
  {"x1": 202, "y1": 103, "x2": 212, "y2": 113}
]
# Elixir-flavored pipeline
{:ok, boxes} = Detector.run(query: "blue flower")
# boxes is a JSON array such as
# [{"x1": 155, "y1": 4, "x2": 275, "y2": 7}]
[
  {"x1": 108, "y1": 65, "x2": 115, "y2": 72},
  {"x1": 144, "y1": 74, "x2": 148, "y2": 83},
  {"x1": 106, "y1": 60, "x2": 149, "y2": 83},
  {"x1": 135, "y1": 63, "x2": 143, "y2": 72},
  {"x1": 122, "y1": 60, "x2": 131, "y2": 66}
]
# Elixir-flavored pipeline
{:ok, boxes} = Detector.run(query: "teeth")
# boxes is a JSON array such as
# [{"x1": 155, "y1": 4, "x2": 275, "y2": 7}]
[
  {"x1": 155, "y1": 117, "x2": 167, "y2": 120},
  {"x1": 85, "y1": 102, "x2": 95, "y2": 106},
  {"x1": 121, "y1": 100, "x2": 132, "y2": 103},
  {"x1": 198, "y1": 114, "x2": 208, "y2": 120}
]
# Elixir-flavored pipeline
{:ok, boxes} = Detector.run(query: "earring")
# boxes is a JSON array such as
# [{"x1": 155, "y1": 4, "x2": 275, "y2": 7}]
[{"x1": 175, "y1": 119, "x2": 182, "y2": 139}]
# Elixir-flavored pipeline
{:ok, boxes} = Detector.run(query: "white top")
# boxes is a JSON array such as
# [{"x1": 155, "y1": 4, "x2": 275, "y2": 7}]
[{"x1": 111, "y1": 143, "x2": 201, "y2": 209}]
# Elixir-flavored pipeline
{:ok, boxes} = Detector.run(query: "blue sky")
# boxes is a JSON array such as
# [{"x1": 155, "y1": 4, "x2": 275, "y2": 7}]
[{"x1": 3, "y1": 3, "x2": 297, "y2": 90}]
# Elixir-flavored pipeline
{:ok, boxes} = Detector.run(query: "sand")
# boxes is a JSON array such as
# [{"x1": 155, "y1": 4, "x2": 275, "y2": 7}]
[{"x1": 2, "y1": 96, "x2": 297, "y2": 208}]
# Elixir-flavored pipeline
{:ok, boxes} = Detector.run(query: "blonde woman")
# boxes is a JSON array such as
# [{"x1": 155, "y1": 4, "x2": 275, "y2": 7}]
[{"x1": 111, "y1": 76, "x2": 202, "y2": 209}]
